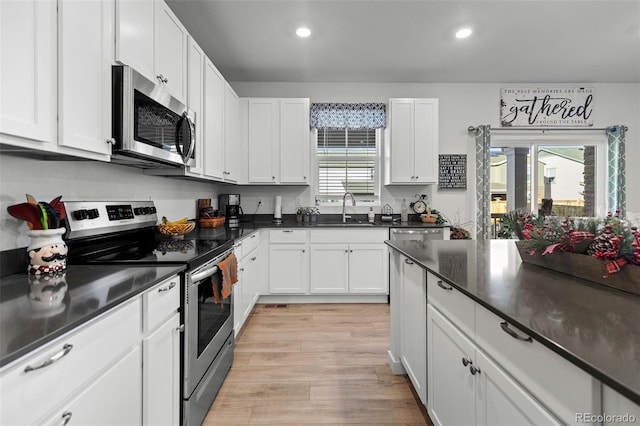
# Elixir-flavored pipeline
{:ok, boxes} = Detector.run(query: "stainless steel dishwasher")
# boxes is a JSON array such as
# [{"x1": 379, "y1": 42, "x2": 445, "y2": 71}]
[{"x1": 390, "y1": 227, "x2": 450, "y2": 243}]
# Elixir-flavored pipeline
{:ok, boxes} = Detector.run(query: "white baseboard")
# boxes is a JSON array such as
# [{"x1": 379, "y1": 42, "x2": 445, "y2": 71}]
[
  {"x1": 388, "y1": 350, "x2": 406, "y2": 375},
  {"x1": 257, "y1": 294, "x2": 388, "y2": 304}
]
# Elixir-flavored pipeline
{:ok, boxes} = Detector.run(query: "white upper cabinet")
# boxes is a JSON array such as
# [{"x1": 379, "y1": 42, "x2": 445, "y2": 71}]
[
  {"x1": 248, "y1": 99, "x2": 279, "y2": 183},
  {"x1": 155, "y1": 1, "x2": 188, "y2": 102},
  {"x1": 280, "y1": 98, "x2": 310, "y2": 184},
  {"x1": 115, "y1": 0, "x2": 154, "y2": 81},
  {"x1": 248, "y1": 98, "x2": 310, "y2": 185},
  {"x1": 187, "y1": 36, "x2": 205, "y2": 176},
  {"x1": 116, "y1": 0, "x2": 188, "y2": 103},
  {"x1": 388, "y1": 98, "x2": 439, "y2": 184},
  {"x1": 58, "y1": 0, "x2": 113, "y2": 157},
  {"x1": 224, "y1": 83, "x2": 240, "y2": 182},
  {"x1": 203, "y1": 58, "x2": 226, "y2": 180},
  {"x1": 1, "y1": 0, "x2": 56, "y2": 145}
]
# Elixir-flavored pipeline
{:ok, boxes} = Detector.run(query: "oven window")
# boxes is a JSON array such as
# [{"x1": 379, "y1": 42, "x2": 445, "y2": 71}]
[
  {"x1": 196, "y1": 269, "x2": 231, "y2": 357},
  {"x1": 134, "y1": 90, "x2": 186, "y2": 155}
]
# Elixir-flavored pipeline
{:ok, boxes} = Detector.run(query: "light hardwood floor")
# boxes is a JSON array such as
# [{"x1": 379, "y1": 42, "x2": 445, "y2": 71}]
[{"x1": 203, "y1": 303, "x2": 432, "y2": 425}]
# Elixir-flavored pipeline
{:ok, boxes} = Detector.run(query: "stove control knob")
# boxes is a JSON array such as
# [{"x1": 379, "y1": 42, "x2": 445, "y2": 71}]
[
  {"x1": 134, "y1": 207, "x2": 143, "y2": 215},
  {"x1": 150, "y1": 206, "x2": 157, "y2": 214},
  {"x1": 144, "y1": 207, "x2": 152, "y2": 215},
  {"x1": 87, "y1": 208, "x2": 100, "y2": 219},
  {"x1": 73, "y1": 209, "x2": 88, "y2": 220}
]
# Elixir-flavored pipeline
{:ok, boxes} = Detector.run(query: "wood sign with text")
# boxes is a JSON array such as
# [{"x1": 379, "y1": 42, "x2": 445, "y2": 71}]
[{"x1": 500, "y1": 87, "x2": 594, "y2": 127}]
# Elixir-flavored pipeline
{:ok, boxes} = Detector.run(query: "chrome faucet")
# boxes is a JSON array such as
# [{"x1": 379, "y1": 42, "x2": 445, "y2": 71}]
[{"x1": 342, "y1": 192, "x2": 356, "y2": 222}]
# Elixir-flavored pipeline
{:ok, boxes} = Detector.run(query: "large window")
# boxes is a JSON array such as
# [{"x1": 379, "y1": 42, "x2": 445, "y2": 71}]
[
  {"x1": 489, "y1": 133, "x2": 607, "y2": 219},
  {"x1": 316, "y1": 128, "x2": 379, "y2": 204}
]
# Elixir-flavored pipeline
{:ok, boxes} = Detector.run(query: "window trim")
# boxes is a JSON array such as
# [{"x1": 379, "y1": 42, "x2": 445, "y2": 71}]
[{"x1": 314, "y1": 128, "x2": 382, "y2": 207}]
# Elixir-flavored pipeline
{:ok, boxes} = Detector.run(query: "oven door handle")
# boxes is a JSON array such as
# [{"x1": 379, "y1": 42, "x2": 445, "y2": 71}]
[{"x1": 190, "y1": 265, "x2": 219, "y2": 283}]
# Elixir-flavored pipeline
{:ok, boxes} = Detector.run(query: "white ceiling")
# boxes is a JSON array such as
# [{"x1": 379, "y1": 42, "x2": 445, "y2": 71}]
[{"x1": 166, "y1": 0, "x2": 640, "y2": 83}]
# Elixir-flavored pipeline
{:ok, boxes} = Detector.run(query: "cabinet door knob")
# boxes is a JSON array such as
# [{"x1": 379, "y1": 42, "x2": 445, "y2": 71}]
[
  {"x1": 106, "y1": 138, "x2": 116, "y2": 145},
  {"x1": 251, "y1": 256, "x2": 257, "y2": 261},
  {"x1": 461, "y1": 357, "x2": 472, "y2": 367},
  {"x1": 345, "y1": 250, "x2": 349, "y2": 253},
  {"x1": 272, "y1": 176, "x2": 276, "y2": 180},
  {"x1": 176, "y1": 324, "x2": 185, "y2": 333},
  {"x1": 24, "y1": 344, "x2": 73, "y2": 373},
  {"x1": 239, "y1": 267, "x2": 245, "y2": 272},
  {"x1": 500, "y1": 321, "x2": 533, "y2": 343},
  {"x1": 469, "y1": 365, "x2": 481, "y2": 375},
  {"x1": 302, "y1": 249, "x2": 306, "y2": 253},
  {"x1": 404, "y1": 258, "x2": 414, "y2": 265},
  {"x1": 437, "y1": 280, "x2": 453, "y2": 291}
]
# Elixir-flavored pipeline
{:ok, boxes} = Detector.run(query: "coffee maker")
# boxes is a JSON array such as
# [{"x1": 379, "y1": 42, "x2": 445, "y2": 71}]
[{"x1": 219, "y1": 194, "x2": 242, "y2": 228}]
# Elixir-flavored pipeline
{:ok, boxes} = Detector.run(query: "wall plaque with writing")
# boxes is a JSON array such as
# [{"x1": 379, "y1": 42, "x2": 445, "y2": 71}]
[
  {"x1": 500, "y1": 87, "x2": 594, "y2": 127},
  {"x1": 439, "y1": 154, "x2": 467, "y2": 189}
]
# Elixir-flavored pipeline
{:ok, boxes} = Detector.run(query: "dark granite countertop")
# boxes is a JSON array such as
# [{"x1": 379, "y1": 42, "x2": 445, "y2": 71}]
[
  {"x1": 0, "y1": 264, "x2": 185, "y2": 368},
  {"x1": 385, "y1": 239, "x2": 640, "y2": 406}
]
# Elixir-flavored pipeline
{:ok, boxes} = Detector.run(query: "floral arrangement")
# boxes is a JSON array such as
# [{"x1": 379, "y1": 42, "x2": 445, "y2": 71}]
[{"x1": 502, "y1": 210, "x2": 640, "y2": 275}]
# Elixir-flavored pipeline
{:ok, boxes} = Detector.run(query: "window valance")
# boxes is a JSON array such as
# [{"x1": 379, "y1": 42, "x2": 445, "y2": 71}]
[{"x1": 310, "y1": 103, "x2": 386, "y2": 129}]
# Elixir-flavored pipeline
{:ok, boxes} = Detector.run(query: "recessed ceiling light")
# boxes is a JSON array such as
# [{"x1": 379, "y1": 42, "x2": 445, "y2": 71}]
[
  {"x1": 455, "y1": 28, "x2": 473, "y2": 39},
  {"x1": 296, "y1": 27, "x2": 311, "y2": 38}
]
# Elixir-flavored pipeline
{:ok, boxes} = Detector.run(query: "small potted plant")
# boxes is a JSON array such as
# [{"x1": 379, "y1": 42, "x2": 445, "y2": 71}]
[
  {"x1": 310, "y1": 207, "x2": 320, "y2": 223},
  {"x1": 296, "y1": 207, "x2": 305, "y2": 223}
]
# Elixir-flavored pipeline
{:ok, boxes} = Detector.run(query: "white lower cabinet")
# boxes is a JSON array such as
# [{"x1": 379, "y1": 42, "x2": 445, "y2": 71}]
[
  {"x1": 427, "y1": 305, "x2": 560, "y2": 426},
  {"x1": 43, "y1": 346, "x2": 142, "y2": 426},
  {"x1": 142, "y1": 315, "x2": 180, "y2": 426},
  {"x1": 235, "y1": 232, "x2": 260, "y2": 335},
  {"x1": 400, "y1": 256, "x2": 427, "y2": 405},
  {"x1": 307, "y1": 229, "x2": 388, "y2": 295},
  {"x1": 141, "y1": 275, "x2": 181, "y2": 426},
  {"x1": 0, "y1": 300, "x2": 142, "y2": 425},
  {"x1": 269, "y1": 244, "x2": 309, "y2": 294}
]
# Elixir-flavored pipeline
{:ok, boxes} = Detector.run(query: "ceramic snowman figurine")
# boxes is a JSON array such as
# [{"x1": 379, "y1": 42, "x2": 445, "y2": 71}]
[{"x1": 27, "y1": 228, "x2": 68, "y2": 275}]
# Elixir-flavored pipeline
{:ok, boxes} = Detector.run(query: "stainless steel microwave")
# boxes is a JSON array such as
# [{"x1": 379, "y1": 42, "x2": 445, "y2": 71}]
[{"x1": 111, "y1": 65, "x2": 195, "y2": 168}]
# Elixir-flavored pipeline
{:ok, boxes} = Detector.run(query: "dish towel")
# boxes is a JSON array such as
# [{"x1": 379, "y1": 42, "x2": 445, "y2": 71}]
[{"x1": 212, "y1": 253, "x2": 238, "y2": 304}]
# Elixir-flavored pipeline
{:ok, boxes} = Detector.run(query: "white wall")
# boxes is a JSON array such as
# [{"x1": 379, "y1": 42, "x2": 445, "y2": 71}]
[
  {"x1": 231, "y1": 81, "x2": 640, "y2": 229},
  {"x1": 0, "y1": 154, "x2": 221, "y2": 250}
]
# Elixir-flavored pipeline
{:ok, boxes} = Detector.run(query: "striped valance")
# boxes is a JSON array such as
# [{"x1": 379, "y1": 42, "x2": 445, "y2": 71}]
[{"x1": 310, "y1": 103, "x2": 386, "y2": 129}]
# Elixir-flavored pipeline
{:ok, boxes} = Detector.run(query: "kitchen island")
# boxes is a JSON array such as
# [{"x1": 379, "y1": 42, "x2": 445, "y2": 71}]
[{"x1": 386, "y1": 239, "x2": 640, "y2": 425}]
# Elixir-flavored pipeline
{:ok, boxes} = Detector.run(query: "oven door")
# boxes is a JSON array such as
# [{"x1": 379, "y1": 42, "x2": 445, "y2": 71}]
[
  {"x1": 112, "y1": 65, "x2": 195, "y2": 168},
  {"x1": 183, "y1": 254, "x2": 234, "y2": 398}
]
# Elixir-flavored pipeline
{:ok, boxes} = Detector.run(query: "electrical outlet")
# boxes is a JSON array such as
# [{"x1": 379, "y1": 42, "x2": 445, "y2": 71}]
[{"x1": 295, "y1": 197, "x2": 301, "y2": 206}]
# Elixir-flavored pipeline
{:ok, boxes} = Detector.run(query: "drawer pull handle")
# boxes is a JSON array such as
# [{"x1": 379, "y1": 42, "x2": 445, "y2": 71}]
[
  {"x1": 24, "y1": 344, "x2": 73, "y2": 373},
  {"x1": 461, "y1": 357, "x2": 472, "y2": 367},
  {"x1": 283, "y1": 230, "x2": 293, "y2": 233},
  {"x1": 469, "y1": 365, "x2": 481, "y2": 375},
  {"x1": 437, "y1": 280, "x2": 453, "y2": 291},
  {"x1": 158, "y1": 281, "x2": 177, "y2": 292},
  {"x1": 61, "y1": 411, "x2": 72, "y2": 426},
  {"x1": 500, "y1": 321, "x2": 533, "y2": 343},
  {"x1": 404, "y1": 259, "x2": 414, "y2": 265}
]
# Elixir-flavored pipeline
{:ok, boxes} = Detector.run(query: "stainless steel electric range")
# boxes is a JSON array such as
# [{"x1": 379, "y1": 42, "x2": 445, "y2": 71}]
[{"x1": 64, "y1": 201, "x2": 234, "y2": 426}]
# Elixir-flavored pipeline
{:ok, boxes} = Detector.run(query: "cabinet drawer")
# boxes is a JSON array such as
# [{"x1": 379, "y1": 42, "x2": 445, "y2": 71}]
[
  {"x1": 143, "y1": 275, "x2": 181, "y2": 333},
  {"x1": 41, "y1": 346, "x2": 142, "y2": 426},
  {"x1": 427, "y1": 272, "x2": 475, "y2": 338},
  {"x1": 240, "y1": 231, "x2": 259, "y2": 255},
  {"x1": 0, "y1": 299, "x2": 141, "y2": 425},
  {"x1": 309, "y1": 229, "x2": 387, "y2": 243},
  {"x1": 269, "y1": 229, "x2": 307, "y2": 243},
  {"x1": 475, "y1": 305, "x2": 600, "y2": 423}
]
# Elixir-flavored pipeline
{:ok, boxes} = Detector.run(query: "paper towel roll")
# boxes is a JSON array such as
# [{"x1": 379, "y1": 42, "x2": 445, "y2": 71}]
[{"x1": 274, "y1": 196, "x2": 282, "y2": 219}]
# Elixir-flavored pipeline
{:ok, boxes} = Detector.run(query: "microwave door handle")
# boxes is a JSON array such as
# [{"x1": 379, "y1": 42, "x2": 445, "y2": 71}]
[
  {"x1": 184, "y1": 113, "x2": 196, "y2": 162},
  {"x1": 175, "y1": 111, "x2": 194, "y2": 164}
]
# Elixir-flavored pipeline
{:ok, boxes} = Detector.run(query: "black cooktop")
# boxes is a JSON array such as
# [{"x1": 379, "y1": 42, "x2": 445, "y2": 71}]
[{"x1": 68, "y1": 228, "x2": 233, "y2": 269}]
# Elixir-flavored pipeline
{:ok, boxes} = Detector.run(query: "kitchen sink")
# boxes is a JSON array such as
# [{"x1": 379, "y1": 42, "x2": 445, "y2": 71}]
[{"x1": 314, "y1": 222, "x2": 375, "y2": 227}]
